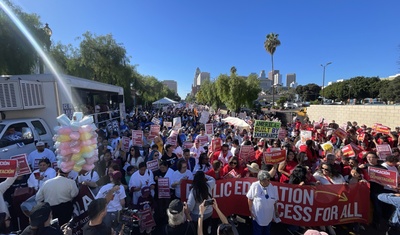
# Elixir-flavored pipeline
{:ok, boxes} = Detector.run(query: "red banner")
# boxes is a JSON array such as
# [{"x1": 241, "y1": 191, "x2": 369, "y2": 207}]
[
  {"x1": 158, "y1": 178, "x2": 171, "y2": 199},
  {"x1": 334, "y1": 128, "x2": 347, "y2": 140},
  {"x1": 376, "y1": 144, "x2": 392, "y2": 160},
  {"x1": 71, "y1": 185, "x2": 95, "y2": 235},
  {"x1": 0, "y1": 160, "x2": 18, "y2": 178},
  {"x1": 264, "y1": 150, "x2": 286, "y2": 164},
  {"x1": 368, "y1": 166, "x2": 398, "y2": 188},
  {"x1": 239, "y1": 145, "x2": 256, "y2": 163},
  {"x1": 132, "y1": 130, "x2": 143, "y2": 147},
  {"x1": 10, "y1": 154, "x2": 31, "y2": 176},
  {"x1": 181, "y1": 179, "x2": 369, "y2": 226}
]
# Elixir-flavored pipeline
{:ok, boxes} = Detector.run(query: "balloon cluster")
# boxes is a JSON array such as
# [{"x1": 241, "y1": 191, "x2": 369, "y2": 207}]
[{"x1": 53, "y1": 112, "x2": 98, "y2": 173}]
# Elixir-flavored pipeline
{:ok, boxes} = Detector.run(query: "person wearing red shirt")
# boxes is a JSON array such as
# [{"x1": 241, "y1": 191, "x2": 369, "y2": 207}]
[
  {"x1": 209, "y1": 144, "x2": 232, "y2": 165},
  {"x1": 221, "y1": 157, "x2": 245, "y2": 178},
  {"x1": 254, "y1": 139, "x2": 266, "y2": 167},
  {"x1": 205, "y1": 160, "x2": 223, "y2": 180}
]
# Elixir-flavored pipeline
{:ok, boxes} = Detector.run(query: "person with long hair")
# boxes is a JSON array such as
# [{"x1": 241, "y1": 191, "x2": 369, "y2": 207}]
[
  {"x1": 222, "y1": 156, "x2": 245, "y2": 178},
  {"x1": 126, "y1": 146, "x2": 144, "y2": 172},
  {"x1": 95, "y1": 171, "x2": 126, "y2": 233},
  {"x1": 193, "y1": 153, "x2": 212, "y2": 174},
  {"x1": 27, "y1": 158, "x2": 56, "y2": 191},
  {"x1": 187, "y1": 171, "x2": 216, "y2": 235},
  {"x1": 278, "y1": 150, "x2": 298, "y2": 183}
]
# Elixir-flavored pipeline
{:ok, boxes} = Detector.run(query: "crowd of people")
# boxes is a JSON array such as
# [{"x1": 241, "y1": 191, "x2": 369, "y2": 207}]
[{"x1": 1, "y1": 105, "x2": 400, "y2": 235}]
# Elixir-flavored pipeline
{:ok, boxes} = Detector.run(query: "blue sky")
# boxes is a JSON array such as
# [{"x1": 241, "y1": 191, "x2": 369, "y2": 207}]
[{"x1": 11, "y1": 0, "x2": 400, "y2": 98}]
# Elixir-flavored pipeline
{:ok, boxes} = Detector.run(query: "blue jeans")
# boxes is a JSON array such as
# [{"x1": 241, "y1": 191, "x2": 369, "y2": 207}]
[
  {"x1": 378, "y1": 193, "x2": 400, "y2": 226},
  {"x1": 252, "y1": 220, "x2": 271, "y2": 235}
]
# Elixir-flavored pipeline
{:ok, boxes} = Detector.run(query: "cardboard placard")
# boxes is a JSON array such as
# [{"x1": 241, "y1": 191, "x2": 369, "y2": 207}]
[
  {"x1": 376, "y1": 144, "x2": 392, "y2": 160},
  {"x1": 368, "y1": 166, "x2": 398, "y2": 189},
  {"x1": 239, "y1": 145, "x2": 256, "y2": 163},
  {"x1": 183, "y1": 141, "x2": 194, "y2": 150},
  {"x1": 375, "y1": 124, "x2": 391, "y2": 135},
  {"x1": 225, "y1": 169, "x2": 240, "y2": 178},
  {"x1": 264, "y1": 150, "x2": 286, "y2": 164},
  {"x1": 357, "y1": 132, "x2": 365, "y2": 141},
  {"x1": 164, "y1": 121, "x2": 172, "y2": 128},
  {"x1": 197, "y1": 135, "x2": 209, "y2": 146},
  {"x1": 300, "y1": 130, "x2": 312, "y2": 144},
  {"x1": 139, "y1": 208, "x2": 156, "y2": 232},
  {"x1": 334, "y1": 128, "x2": 347, "y2": 140},
  {"x1": 157, "y1": 178, "x2": 171, "y2": 199},
  {"x1": 132, "y1": 130, "x2": 143, "y2": 147},
  {"x1": 146, "y1": 159, "x2": 159, "y2": 172},
  {"x1": 149, "y1": 125, "x2": 160, "y2": 140},
  {"x1": 211, "y1": 138, "x2": 222, "y2": 152},
  {"x1": 151, "y1": 117, "x2": 160, "y2": 125},
  {"x1": 10, "y1": 154, "x2": 31, "y2": 176},
  {"x1": 173, "y1": 117, "x2": 182, "y2": 130},
  {"x1": 253, "y1": 121, "x2": 281, "y2": 138},
  {"x1": 121, "y1": 136, "x2": 130, "y2": 152},
  {"x1": 205, "y1": 123, "x2": 214, "y2": 136},
  {"x1": 342, "y1": 144, "x2": 356, "y2": 158},
  {"x1": 0, "y1": 159, "x2": 18, "y2": 178}
]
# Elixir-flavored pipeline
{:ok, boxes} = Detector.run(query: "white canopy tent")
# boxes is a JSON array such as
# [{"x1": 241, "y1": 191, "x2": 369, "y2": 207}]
[
  {"x1": 222, "y1": 117, "x2": 251, "y2": 131},
  {"x1": 152, "y1": 97, "x2": 178, "y2": 106}
]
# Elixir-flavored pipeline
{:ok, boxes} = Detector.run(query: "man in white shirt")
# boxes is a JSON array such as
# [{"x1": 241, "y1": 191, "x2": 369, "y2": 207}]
[
  {"x1": 190, "y1": 139, "x2": 205, "y2": 165},
  {"x1": 27, "y1": 142, "x2": 56, "y2": 170}
]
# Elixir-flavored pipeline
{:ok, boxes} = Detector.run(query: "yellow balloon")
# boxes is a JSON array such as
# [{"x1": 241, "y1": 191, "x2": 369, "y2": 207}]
[{"x1": 79, "y1": 132, "x2": 92, "y2": 141}]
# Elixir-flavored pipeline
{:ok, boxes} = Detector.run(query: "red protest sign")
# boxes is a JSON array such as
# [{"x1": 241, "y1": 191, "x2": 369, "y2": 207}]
[
  {"x1": 121, "y1": 136, "x2": 130, "y2": 152},
  {"x1": 146, "y1": 159, "x2": 159, "y2": 172},
  {"x1": 149, "y1": 125, "x2": 160, "y2": 140},
  {"x1": 164, "y1": 121, "x2": 172, "y2": 128},
  {"x1": 132, "y1": 130, "x2": 143, "y2": 147},
  {"x1": 211, "y1": 138, "x2": 222, "y2": 152},
  {"x1": 183, "y1": 141, "x2": 193, "y2": 150},
  {"x1": 10, "y1": 154, "x2": 31, "y2": 176},
  {"x1": 157, "y1": 178, "x2": 170, "y2": 199},
  {"x1": 181, "y1": 179, "x2": 369, "y2": 226},
  {"x1": 205, "y1": 123, "x2": 214, "y2": 135},
  {"x1": 376, "y1": 144, "x2": 392, "y2": 160},
  {"x1": 197, "y1": 135, "x2": 209, "y2": 146},
  {"x1": 139, "y1": 208, "x2": 156, "y2": 232},
  {"x1": 0, "y1": 159, "x2": 18, "y2": 177},
  {"x1": 368, "y1": 166, "x2": 398, "y2": 188},
  {"x1": 239, "y1": 145, "x2": 256, "y2": 163},
  {"x1": 357, "y1": 132, "x2": 365, "y2": 141},
  {"x1": 264, "y1": 150, "x2": 286, "y2": 164},
  {"x1": 375, "y1": 124, "x2": 391, "y2": 135},
  {"x1": 342, "y1": 144, "x2": 356, "y2": 158},
  {"x1": 334, "y1": 128, "x2": 348, "y2": 140}
]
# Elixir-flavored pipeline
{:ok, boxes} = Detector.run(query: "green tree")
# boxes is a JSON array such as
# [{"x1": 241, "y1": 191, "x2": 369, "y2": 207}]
[
  {"x1": 215, "y1": 74, "x2": 230, "y2": 104},
  {"x1": 244, "y1": 73, "x2": 262, "y2": 107},
  {"x1": 264, "y1": 33, "x2": 281, "y2": 105},
  {"x1": 297, "y1": 83, "x2": 321, "y2": 101},
  {"x1": 0, "y1": 0, "x2": 50, "y2": 74}
]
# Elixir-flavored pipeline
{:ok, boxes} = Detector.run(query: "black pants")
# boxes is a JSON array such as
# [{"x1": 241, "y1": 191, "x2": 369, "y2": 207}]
[{"x1": 51, "y1": 201, "x2": 73, "y2": 226}]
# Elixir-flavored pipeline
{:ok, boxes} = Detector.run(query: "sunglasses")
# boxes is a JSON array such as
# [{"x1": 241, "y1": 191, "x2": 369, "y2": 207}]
[
  {"x1": 322, "y1": 168, "x2": 330, "y2": 172},
  {"x1": 229, "y1": 162, "x2": 238, "y2": 165}
]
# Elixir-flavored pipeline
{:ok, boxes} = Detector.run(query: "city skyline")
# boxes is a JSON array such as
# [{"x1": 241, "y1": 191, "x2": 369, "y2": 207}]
[{"x1": 12, "y1": 0, "x2": 400, "y2": 98}]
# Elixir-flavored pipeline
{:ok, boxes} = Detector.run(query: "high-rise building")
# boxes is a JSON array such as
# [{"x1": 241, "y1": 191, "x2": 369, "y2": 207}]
[
  {"x1": 286, "y1": 73, "x2": 296, "y2": 87},
  {"x1": 191, "y1": 68, "x2": 210, "y2": 95},
  {"x1": 258, "y1": 70, "x2": 272, "y2": 91},
  {"x1": 268, "y1": 70, "x2": 279, "y2": 81},
  {"x1": 162, "y1": 80, "x2": 178, "y2": 94},
  {"x1": 273, "y1": 73, "x2": 282, "y2": 86}
]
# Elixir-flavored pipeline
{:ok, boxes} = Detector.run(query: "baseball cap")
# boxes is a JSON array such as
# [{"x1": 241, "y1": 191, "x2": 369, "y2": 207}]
[
  {"x1": 141, "y1": 186, "x2": 151, "y2": 198},
  {"x1": 168, "y1": 199, "x2": 183, "y2": 214},
  {"x1": 110, "y1": 171, "x2": 122, "y2": 181},
  {"x1": 29, "y1": 202, "x2": 52, "y2": 226},
  {"x1": 36, "y1": 141, "x2": 45, "y2": 147}
]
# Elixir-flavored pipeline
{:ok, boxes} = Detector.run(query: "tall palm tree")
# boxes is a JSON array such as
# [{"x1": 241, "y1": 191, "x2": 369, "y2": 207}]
[
  {"x1": 230, "y1": 66, "x2": 237, "y2": 77},
  {"x1": 264, "y1": 33, "x2": 281, "y2": 108}
]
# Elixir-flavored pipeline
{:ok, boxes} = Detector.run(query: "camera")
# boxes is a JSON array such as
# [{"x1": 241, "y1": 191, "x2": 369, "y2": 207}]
[{"x1": 118, "y1": 208, "x2": 140, "y2": 227}]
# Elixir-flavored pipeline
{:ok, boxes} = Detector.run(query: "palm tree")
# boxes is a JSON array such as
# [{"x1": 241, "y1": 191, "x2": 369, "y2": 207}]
[
  {"x1": 230, "y1": 66, "x2": 237, "y2": 77},
  {"x1": 264, "y1": 33, "x2": 281, "y2": 108}
]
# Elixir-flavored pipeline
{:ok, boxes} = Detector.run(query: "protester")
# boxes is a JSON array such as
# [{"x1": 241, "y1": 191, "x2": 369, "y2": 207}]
[
  {"x1": 187, "y1": 171, "x2": 216, "y2": 234},
  {"x1": 247, "y1": 170, "x2": 279, "y2": 235},
  {"x1": 27, "y1": 158, "x2": 56, "y2": 191},
  {"x1": 27, "y1": 141, "x2": 56, "y2": 169},
  {"x1": 35, "y1": 169, "x2": 79, "y2": 226},
  {"x1": 129, "y1": 162, "x2": 155, "y2": 205},
  {"x1": 163, "y1": 199, "x2": 196, "y2": 235},
  {"x1": 170, "y1": 159, "x2": 193, "y2": 199},
  {"x1": 193, "y1": 152, "x2": 212, "y2": 174}
]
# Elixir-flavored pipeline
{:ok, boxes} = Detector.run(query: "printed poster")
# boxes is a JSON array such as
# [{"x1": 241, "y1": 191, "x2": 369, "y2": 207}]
[
  {"x1": 0, "y1": 160, "x2": 18, "y2": 177},
  {"x1": 132, "y1": 130, "x2": 143, "y2": 147},
  {"x1": 10, "y1": 154, "x2": 31, "y2": 176},
  {"x1": 158, "y1": 178, "x2": 171, "y2": 199},
  {"x1": 253, "y1": 121, "x2": 281, "y2": 138}
]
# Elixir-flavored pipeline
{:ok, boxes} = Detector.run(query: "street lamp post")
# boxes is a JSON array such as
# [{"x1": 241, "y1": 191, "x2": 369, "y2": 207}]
[{"x1": 320, "y1": 62, "x2": 332, "y2": 104}]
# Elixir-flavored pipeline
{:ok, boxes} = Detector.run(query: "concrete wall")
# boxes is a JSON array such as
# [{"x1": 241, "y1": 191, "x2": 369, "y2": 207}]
[{"x1": 306, "y1": 105, "x2": 400, "y2": 128}]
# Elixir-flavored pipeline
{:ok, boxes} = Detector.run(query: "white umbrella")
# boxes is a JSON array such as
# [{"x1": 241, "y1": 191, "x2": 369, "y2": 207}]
[{"x1": 222, "y1": 117, "x2": 251, "y2": 131}]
